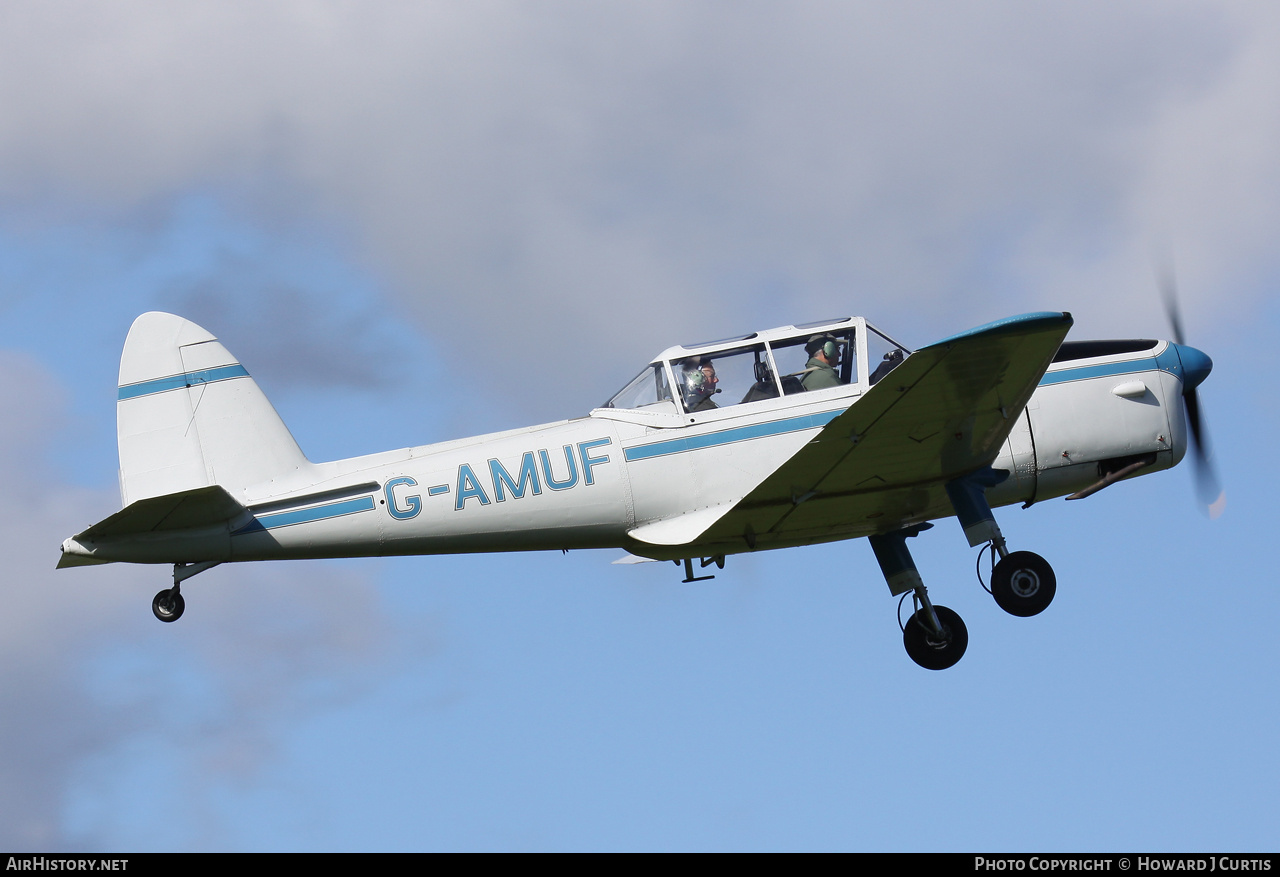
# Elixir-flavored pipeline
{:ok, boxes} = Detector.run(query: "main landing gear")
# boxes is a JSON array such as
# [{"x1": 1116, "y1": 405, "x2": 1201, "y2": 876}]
[
  {"x1": 871, "y1": 524, "x2": 969, "y2": 671},
  {"x1": 988, "y1": 550, "x2": 1056, "y2": 618},
  {"x1": 948, "y1": 467, "x2": 1057, "y2": 622},
  {"x1": 902, "y1": 604, "x2": 968, "y2": 671},
  {"x1": 150, "y1": 561, "x2": 220, "y2": 623},
  {"x1": 870, "y1": 468, "x2": 1058, "y2": 670}
]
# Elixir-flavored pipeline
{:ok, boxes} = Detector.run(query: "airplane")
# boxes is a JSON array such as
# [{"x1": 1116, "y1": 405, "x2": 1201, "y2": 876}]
[{"x1": 56, "y1": 308, "x2": 1217, "y2": 669}]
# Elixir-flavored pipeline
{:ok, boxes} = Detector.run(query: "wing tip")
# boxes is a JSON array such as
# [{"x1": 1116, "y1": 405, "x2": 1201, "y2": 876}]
[{"x1": 926, "y1": 311, "x2": 1073, "y2": 348}]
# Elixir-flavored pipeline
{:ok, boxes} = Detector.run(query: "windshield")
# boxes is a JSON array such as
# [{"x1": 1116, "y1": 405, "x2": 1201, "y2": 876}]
[
  {"x1": 867, "y1": 327, "x2": 909, "y2": 384},
  {"x1": 603, "y1": 363, "x2": 673, "y2": 409}
]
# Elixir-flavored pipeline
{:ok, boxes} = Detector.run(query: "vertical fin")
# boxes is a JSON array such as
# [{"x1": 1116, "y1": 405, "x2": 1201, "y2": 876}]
[{"x1": 116, "y1": 312, "x2": 311, "y2": 504}]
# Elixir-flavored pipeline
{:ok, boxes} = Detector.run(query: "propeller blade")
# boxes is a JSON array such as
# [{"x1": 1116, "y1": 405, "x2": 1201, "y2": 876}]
[
  {"x1": 1184, "y1": 382, "x2": 1204, "y2": 448},
  {"x1": 1158, "y1": 264, "x2": 1186, "y2": 346},
  {"x1": 1157, "y1": 262, "x2": 1223, "y2": 517},
  {"x1": 1185, "y1": 388, "x2": 1225, "y2": 518}
]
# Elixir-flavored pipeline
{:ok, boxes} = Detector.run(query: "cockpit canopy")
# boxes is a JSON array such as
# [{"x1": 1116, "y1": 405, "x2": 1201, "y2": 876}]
[{"x1": 601, "y1": 317, "x2": 910, "y2": 415}]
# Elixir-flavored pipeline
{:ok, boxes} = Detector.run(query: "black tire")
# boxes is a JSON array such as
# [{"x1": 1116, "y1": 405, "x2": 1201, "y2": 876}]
[
  {"x1": 991, "y1": 551, "x2": 1056, "y2": 617},
  {"x1": 903, "y1": 605, "x2": 968, "y2": 670},
  {"x1": 152, "y1": 589, "x2": 185, "y2": 623}
]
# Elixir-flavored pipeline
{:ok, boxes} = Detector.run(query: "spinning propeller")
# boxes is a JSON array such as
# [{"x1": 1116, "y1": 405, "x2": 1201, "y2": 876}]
[{"x1": 1158, "y1": 267, "x2": 1225, "y2": 519}]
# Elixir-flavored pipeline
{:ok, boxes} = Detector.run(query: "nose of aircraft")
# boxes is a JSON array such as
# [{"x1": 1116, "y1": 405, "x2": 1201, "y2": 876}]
[{"x1": 1172, "y1": 343, "x2": 1213, "y2": 390}]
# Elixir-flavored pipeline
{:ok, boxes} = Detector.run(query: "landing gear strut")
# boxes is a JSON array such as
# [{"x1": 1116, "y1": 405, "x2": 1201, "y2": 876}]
[{"x1": 867, "y1": 468, "x2": 1060, "y2": 669}]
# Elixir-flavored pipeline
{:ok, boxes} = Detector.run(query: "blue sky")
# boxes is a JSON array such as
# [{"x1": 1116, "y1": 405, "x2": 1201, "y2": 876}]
[{"x1": 1, "y1": 1, "x2": 1278, "y2": 852}]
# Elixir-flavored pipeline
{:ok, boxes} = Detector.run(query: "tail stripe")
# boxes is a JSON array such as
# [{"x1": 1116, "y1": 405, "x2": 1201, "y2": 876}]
[
  {"x1": 118, "y1": 364, "x2": 250, "y2": 401},
  {"x1": 232, "y1": 495, "x2": 375, "y2": 535}
]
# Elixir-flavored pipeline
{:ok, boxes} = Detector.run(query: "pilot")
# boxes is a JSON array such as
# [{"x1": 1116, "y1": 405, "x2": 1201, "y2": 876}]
[
  {"x1": 681, "y1": 358, "x2": 720, "y2": 412},
  {"x1": 802, "y1": 334, "x2": 842, "y2": 391}
]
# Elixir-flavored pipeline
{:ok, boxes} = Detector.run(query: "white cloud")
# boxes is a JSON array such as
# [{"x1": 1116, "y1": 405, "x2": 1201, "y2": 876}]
[{"x1": 3, "y1": 2, "x2": 1275, "y2": 415}]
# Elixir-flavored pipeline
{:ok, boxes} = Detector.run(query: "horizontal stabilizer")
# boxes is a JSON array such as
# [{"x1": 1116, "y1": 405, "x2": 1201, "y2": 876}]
[
  {"x1": 55, "y1": 552, "x2": 112, "y2": 569},
  {"x1": 78, "y1": 485, "x2": 246, "y2": 540}
]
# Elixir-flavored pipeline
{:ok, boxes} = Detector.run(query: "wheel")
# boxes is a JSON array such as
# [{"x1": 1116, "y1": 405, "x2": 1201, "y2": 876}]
[
  {"x1": 991, "y1": 551, "x2": 1056, "y2": 617},
  {"x1": 152, "y1": 588, "x2": 185, "y2": 623},
  {"x1": 903, "y1": 605, "x2": 968, "y2": 670}
]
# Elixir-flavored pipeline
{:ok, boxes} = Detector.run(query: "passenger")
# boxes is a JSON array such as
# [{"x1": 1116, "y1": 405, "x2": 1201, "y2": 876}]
[
  {"x1": 680, "y1": 358, "x2": 721, "y2": 412},
  {"x1": 802, "y1": 335, "x2": 842, "y2": 391}
]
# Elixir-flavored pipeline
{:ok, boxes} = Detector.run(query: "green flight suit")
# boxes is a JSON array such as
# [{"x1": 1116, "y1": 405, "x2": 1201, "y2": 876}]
[{"x1": 802, "y1": 356, "x2": 841, "y2": 391}]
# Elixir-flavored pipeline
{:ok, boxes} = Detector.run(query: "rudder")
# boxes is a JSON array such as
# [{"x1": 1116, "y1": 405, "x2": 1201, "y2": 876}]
[{"x1": 116, "y1": 312, "x2": 311, "y2": 504}]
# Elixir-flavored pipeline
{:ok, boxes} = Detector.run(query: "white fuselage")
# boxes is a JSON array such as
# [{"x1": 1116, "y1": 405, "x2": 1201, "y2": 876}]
[{"x1": 69, "y1": 337, "x2": 1187, "y2": 567}]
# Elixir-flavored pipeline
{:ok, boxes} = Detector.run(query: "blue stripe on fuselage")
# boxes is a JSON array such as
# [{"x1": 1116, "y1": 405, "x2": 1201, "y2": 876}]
[
  {"x1": 233, "y1": 495, "x2": 376, "y2": 535},
  {"x1": 1038, "y1": 350, "x2": 1180, "y2": 387},
  {"x1": 623, "y1": 410, "x2": 842, "y2": 462}
]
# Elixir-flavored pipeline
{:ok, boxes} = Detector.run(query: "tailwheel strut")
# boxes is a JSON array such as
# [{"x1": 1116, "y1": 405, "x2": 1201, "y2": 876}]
[{"x1": 150, "y1": 561, "x2": 221, "y2": 623}]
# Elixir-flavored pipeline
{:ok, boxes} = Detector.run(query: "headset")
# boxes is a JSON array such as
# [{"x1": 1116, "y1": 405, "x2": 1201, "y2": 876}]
[{"x1": 805, "y1": 334, "x2": 841, "y2": 363}]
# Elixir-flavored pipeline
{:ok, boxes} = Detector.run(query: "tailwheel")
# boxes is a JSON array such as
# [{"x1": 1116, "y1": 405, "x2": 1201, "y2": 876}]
[
  {"x1": 152, "y1": 588, "x2": 185, "y2": 623},
  {"x1": 991, "y1": 550, "x2": 1056, "y2": 617},
  {"x1": 902, "y1": 605, "x2": 968, "y2": 670}
]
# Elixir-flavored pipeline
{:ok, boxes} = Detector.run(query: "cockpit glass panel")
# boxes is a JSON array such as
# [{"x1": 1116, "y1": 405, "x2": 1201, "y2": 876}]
[
  {"x1": 674, "y1": 344, "x2": 776, "y2": 412},
  {"x1": 867, "y1": 328, "x2": 909, "y2": 385},
  {"x1": 770, "y1": 330, "x2": 857, "y2": 395},
  {"x1": 603, "y1": 363, "x2": 672, "y2": 410}
]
